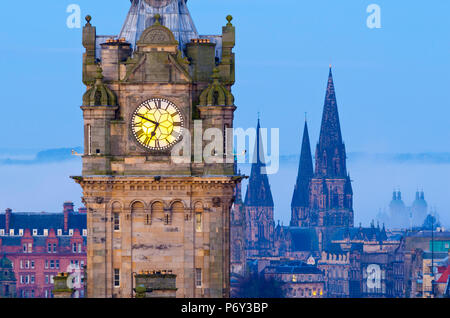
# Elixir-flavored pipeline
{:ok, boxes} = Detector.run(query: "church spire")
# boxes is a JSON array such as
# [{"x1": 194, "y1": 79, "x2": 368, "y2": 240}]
[
  {"x1": 291, "y1": 120, "x2": 314, "y2": 208},
  {"x1": 244, "y1": 118, "x2": 274, "y2": 207},
  {"x1": 315, "y1": 66, "x2": 347, "y2": 178}
]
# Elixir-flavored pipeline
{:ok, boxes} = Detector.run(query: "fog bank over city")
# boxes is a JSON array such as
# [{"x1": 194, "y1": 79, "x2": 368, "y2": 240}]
[{"x1": 0, "y1": 148, "x2": 448, "y2": 228}]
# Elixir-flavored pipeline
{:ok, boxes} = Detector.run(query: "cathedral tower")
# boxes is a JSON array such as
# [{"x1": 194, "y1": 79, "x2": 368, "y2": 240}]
[
  {"x1": 244, "y1": 119, "x2": 275, "y2": 257},
  {"x1": 309, "y1": 67, "x2": 354, "y2": 228},
  {"x1": 74, "y1": 0, "x2": 240, "y2": 298},
  {"x1": 291, "y1": 120, "x2": 314, "y2": 227}
]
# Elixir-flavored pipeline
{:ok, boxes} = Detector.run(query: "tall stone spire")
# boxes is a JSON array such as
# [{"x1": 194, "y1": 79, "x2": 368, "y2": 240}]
[
  {"x1": 315, "y1": 67, "x2": 347, "y2": 178},
  {"x1": 291, "y1": 121, "x2": 314, "y2": 208},
  {"x1": 244, "y1": 119, "x2": 274, "y2": 207},
  {"x1": 290, "y1": 120, "x2": 314, "y2": 227}
]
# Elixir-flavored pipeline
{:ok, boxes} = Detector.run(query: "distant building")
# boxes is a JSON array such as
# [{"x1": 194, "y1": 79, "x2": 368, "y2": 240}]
[
  {"x1": 0, "y1": 256, "x2": 16, "y2": 298},
  {"x1": 262, "y1": 261, "x2": 325, "y2": 298},
  {"x1": 0, "y1": 202, "x2": 87, "y2": 298},
  {"x1": 404, "y1": 230, "x2": 450, "y2": 298},
  {"x1": 377, "y1": 190, "x2": 430, "y2": 229}
]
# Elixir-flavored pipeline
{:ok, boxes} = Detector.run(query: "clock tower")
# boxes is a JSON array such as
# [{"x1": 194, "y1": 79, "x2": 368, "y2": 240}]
[{"x1": 74, "y1": 0, "x2": 239, "y2": 298}]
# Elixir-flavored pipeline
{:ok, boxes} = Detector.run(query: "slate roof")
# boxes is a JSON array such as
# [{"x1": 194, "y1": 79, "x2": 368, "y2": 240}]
[
  {"x1": 264, "y1": 261, "x2": 323, "y2": 275},
  {"x1": 288, "y1": 227, "x2": 320, "y2": 252},
  {"x1": 0, "y1": 212, "x2": 86, "y2": 236},
  {"x1": 330, "y1": 226, "x2": 389, "y2": 243}
]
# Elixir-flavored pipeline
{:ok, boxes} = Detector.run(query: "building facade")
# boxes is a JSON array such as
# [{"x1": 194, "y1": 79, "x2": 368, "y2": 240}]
[
  {"x1": 74, "y1": 0, "x2": 241, "y2": 298},
  {"x1": 0, "y1": 202, "x2": 87, "y2": 298}
]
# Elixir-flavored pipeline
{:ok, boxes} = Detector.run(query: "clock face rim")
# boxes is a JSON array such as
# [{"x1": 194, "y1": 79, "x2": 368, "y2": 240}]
[{"x1": 131, "y1": 98, "x2": 184, "y2": 152}]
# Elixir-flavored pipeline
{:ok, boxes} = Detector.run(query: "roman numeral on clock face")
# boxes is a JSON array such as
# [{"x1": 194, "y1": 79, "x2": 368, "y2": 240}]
[{"x1": 136, "y1": 129, "x2": 145, "y2": 139}]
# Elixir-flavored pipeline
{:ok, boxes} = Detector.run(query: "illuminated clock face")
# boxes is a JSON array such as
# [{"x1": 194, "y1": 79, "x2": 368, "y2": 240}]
[{"x1": 131, "y1": 98, "x2": 184, "y2": 151}]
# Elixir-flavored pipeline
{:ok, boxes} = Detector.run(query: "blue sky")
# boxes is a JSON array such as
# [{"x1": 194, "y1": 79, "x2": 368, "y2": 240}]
[{"x1": 0, "y1": 0, "x2": 449, "y2": 226}]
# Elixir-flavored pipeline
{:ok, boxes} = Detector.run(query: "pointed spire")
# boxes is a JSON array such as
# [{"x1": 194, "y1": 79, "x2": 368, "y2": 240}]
[
  {"x1": 245, "y1": 118, "x2": 274, "y2": 207},
  {"x1": 319, "y1": 67, "x2": 343, "y2": 146},
  {"x1": 315, "y1": 66, "x2": 347, "y2": 178},
  {"x1": 291, "y1": 121, "x2": 314, "y2": 208}
]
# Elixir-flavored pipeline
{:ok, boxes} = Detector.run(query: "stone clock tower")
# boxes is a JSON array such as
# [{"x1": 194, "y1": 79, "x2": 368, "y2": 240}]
[{"x1": 73, "y1": 0, "x2": 240, "y2": 298}]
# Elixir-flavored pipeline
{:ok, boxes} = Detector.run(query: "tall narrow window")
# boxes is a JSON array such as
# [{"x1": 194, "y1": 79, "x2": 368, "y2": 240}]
[
  {"x1": 196, "y1": 213, "x2": 202, "y2": 233},
  {"x1": 113, "y1": 213, "x2": 120, "y2": 231},
  {"x1": 114, "y1": 269, "x2": 120, "y2": 288},
  {"x1": 86, "y1": 124, "x2": 92, "y2": 155},
  {"x1": 164, "y1": 213, "x2": 170, "y2": 225},
  {"x1": 224, "y1": 124, "x2": 230, "y2": 158},
  {"x1": 195, "y1": 203, "x2": 203, "y2": 233},
  {"x1": 195, "y1": 268, "x2": 202, "y2": 288}
]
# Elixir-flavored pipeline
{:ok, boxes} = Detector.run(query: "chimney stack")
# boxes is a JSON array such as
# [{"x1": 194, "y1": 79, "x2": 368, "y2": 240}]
[
  {"x1": 63, "y1": 202, "x2": 74, "y2": 233},
  {"x1": 78, "y1": 207, "x2": 87, "y2": 214},
  {"x1": 5, "y1": 209, "x2": 12, "y2": 234}
]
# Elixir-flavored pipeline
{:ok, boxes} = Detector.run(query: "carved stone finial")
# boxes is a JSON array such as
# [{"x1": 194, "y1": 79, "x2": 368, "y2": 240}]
[
  {"x1": 85, "y1": 15, "x2": 92, "y2": 25},
  {"x1": 95, "y1": 65, "x2": 104, "y2": 81},
  {"x1": 154, "y1": 14, "x2": 161, "y2": 25},
  {"x1": 226, "y1": 15, "x2": 233, "y2": 26}
]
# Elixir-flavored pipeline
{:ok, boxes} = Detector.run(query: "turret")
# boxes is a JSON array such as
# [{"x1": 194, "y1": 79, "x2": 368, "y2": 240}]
[{"x1": 81, "y1": 66, "x2": 119, "y2": 174}]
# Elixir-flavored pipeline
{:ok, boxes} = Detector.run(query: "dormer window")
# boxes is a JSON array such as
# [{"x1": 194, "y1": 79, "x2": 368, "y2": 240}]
[
  {"x1": 9, "y1": 229, "x2": 14, "y2": 236},
  {"x1": 19, "y1": 229, "x2": 24, "y2": 236},
  {"x1": 82, "y1": 229, "x2": 87, "y2": 236},
  {"x1": 43, "y1": 229, "x2": 48, "y2": 236},
  {"x1": 32, "y1": 229, "x2": 38, "y2": 236},
  {"x1": 57, "y1": 229, "x2": 62, "y2": 236},
  {"x1": 0, "y1": 229, "x2": 5, "y2": 236},
  {"x1": 69, "y1": 229, "x2": 74, "y2": 236}
]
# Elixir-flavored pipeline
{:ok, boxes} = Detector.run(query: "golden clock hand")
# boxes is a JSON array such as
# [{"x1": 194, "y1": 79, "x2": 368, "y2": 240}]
[
  {"x1": 150, "y1": 122, "x2": 160, "y2": 140},
  {"x1": 136, "y1": 114, "x2": 158, "y2": 125}
]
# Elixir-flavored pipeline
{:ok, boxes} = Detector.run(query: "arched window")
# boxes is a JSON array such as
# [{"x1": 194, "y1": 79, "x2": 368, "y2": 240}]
[
  {"x1": 151, "y1": 202, "x2": 164, "y2": 224},
  {"x1": 171, "y1": 202, "x2": 184, "y2": 225}
]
